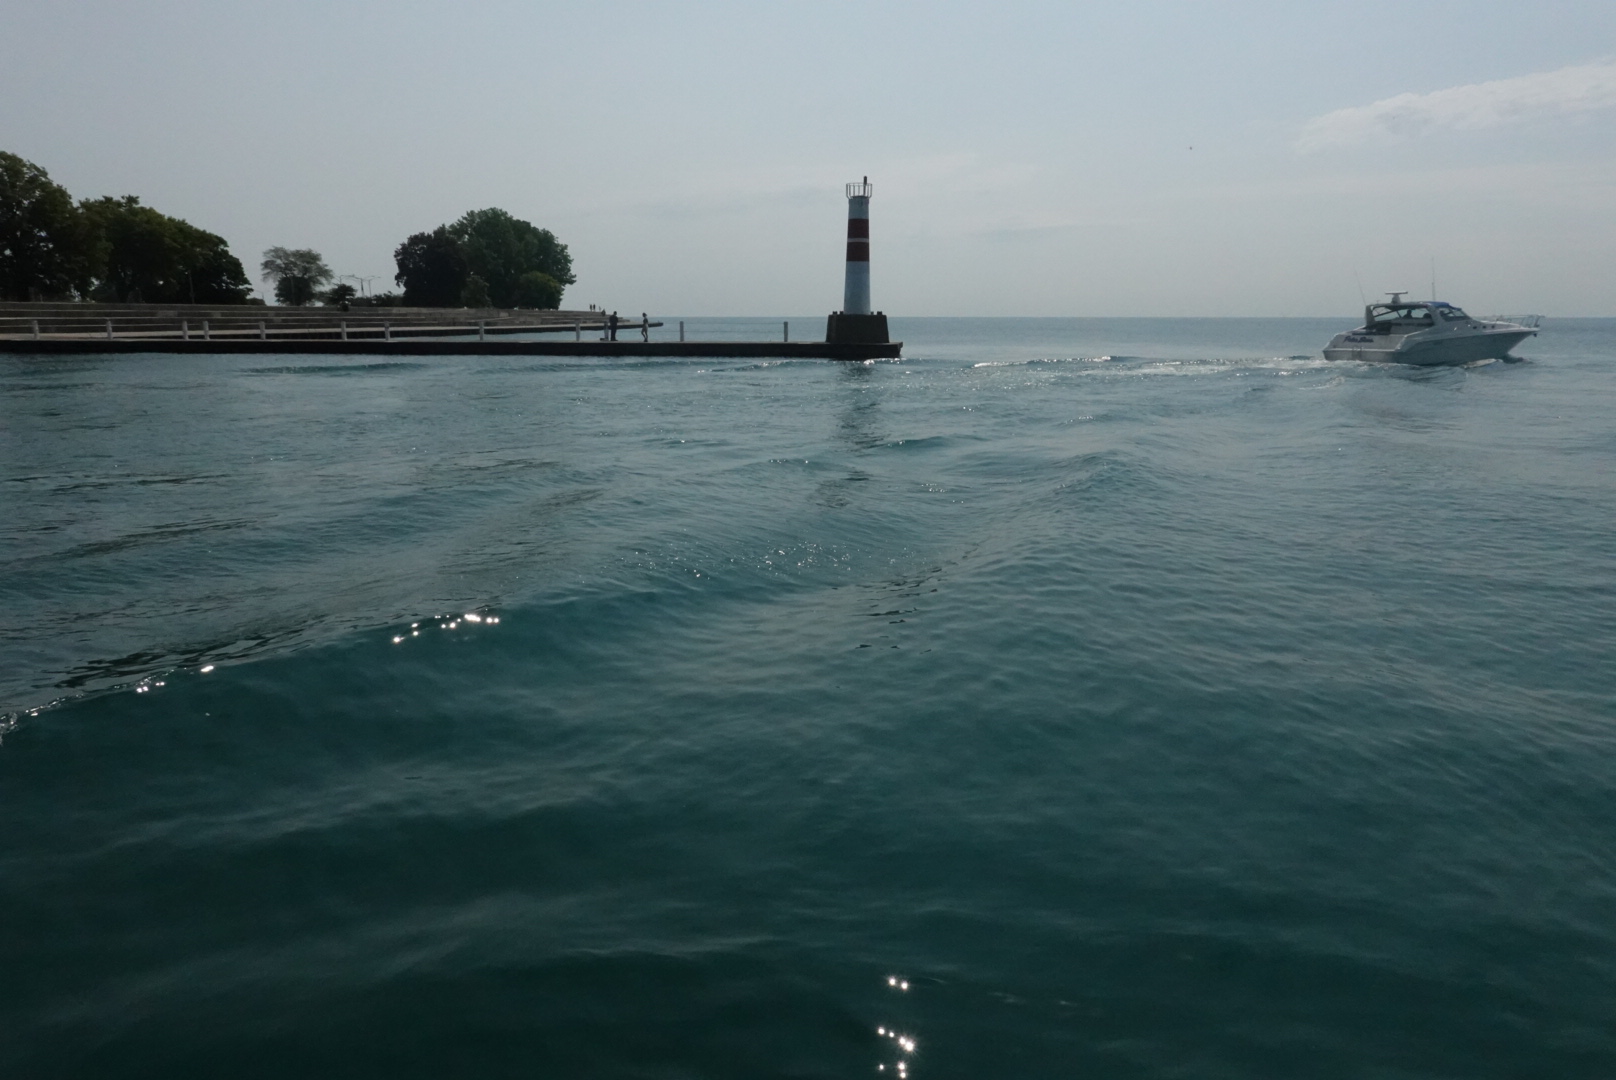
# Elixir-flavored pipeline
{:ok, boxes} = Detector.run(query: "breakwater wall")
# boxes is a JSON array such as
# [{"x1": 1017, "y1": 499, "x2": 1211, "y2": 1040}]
[
  {"x1": 0, "y1": 338, "x2": 902, "y2": 361},
  {"x1": 0, "y1": 303, "x2": 900, "y2": 359}
]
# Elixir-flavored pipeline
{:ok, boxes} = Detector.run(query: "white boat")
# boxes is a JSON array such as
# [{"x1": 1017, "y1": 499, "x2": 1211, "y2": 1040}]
[{"x1": 1323, "y1": 294, "x2": 1539, "y2": 365}]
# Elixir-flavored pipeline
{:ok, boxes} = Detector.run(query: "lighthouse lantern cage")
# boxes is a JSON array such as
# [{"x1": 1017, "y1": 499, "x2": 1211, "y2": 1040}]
[{"x1": 846, "y1": 179, "x2": 873, "y2": 199}]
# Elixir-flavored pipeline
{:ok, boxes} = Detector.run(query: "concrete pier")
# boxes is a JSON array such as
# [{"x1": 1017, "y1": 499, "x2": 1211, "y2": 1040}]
[
  {"x1": 0, "y1": 303, "x2": 901, "y2": 360},
  {"x1": 0, "y1": 338, "x2": 901, "y2": 360}
]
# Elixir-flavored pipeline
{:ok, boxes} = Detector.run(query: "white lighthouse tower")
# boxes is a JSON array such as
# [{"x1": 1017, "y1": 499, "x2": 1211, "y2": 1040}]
[
  {"x1": 843, "y1": 177, "x2": 872, "y2": 314},
  {"x1": 826, "y1": 176, "x2": 890, "y2": 344}
]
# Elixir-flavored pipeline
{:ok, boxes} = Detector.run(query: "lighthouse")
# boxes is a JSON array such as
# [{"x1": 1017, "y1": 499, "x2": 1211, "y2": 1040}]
[
  {"x1": 826, "y1": 176, "x2": 890, "y2": 345},
  {"x1": 843, "y1": 177, "x2": 872, "y2": 313}
]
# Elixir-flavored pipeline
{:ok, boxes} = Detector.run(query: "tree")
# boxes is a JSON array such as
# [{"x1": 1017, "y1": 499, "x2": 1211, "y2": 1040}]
[
  {"x1": 322, "y1": 282, "x2": 357, "y2": 306},
  {"x1": 79, "y1": 195, "x2": 251, "y2": 303},
  {"x1": 81, "y1": 197, "x2": 174, "y2": 301},
  {"x1": 393, "y1": 209, "x2": 574, "y2": 308},
  {"x1": 185, "y1": 233, "x2": 253, "y2": 303},
  {"x1": 514, "y1": 270, "x2": 562, "y2": 310},
  {"x1": 3, "y1": 152, "x2": 250, "y2": 303},
  {"x1": 448, "y1": 207, "x2": 574, "y2": 308},
  {"x1": 0, "y1": 151, "x2": 87, "y2": 300},
  {"x1": 393, "y1": 226, "x2": 467, "y2": 307},
  {"x1": 261, "y1": 246, "x2": 332, "y2": 306},
  {"x1": 460, "y1": 273, "x2": 491, "y2": 308}
]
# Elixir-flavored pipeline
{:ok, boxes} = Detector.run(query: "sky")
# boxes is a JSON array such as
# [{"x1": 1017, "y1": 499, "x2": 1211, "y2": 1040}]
[{"x1": 4, "y1": 0, "x2": 1614, "y2": 315}]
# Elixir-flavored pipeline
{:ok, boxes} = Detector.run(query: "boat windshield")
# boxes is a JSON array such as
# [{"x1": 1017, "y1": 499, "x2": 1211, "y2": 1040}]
[
  {"x1": 1437, "y1": 306, "x2": 1470, "y2": 321},
  {"x1": 1367, "y1": 304, "x2": 1435, "y2": 327}
]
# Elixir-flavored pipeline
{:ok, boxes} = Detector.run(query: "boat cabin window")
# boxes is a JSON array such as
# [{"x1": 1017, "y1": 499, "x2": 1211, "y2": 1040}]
[{"x1": 1438, "y1": 307, "x2": 1469, "y2": 321}]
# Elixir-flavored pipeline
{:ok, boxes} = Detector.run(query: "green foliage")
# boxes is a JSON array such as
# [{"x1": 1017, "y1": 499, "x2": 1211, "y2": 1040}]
[
  {"x1": 260, "y1": 247, "x2": 332, "y2": 306},
  {"x1": 349, "y1": 291, "x2": 402, "y2": 308},
  {"x1": 460, "y1": 273, "x2": 492, "y2": 308},
  {"x1": 514, "y1": 270, "x2": 563, "y2": 310},
  {"x1": 79, "y1": 195, "x2": 252, "y2": 303},
  {"x1": 448, "y1": 208, "x2": 574, "y2": 308},
  {"x1": 393, "y1": 208, "x2": 572, "y2": 308},
  {"x1": 323, "y1": 282, "x2": 357, "y2": 306},
  {"x1": 393, "y1": 226, "x2": 467, "y2": 307},
  {"x1": 3, "y1": 150, "x2": 254, "y2": 303},
  {"x1": 0, "y1": 151, "x2": 89, "y2": 300},
  {"x1": 186, "y1": 237, "x2": 253, "y2": 303}
]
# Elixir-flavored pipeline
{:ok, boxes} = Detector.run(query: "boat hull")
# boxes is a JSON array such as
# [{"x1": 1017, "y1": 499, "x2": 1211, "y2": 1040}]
[{"x1": 1322, "y1": 328, "x2": 1535, "y2": 366}]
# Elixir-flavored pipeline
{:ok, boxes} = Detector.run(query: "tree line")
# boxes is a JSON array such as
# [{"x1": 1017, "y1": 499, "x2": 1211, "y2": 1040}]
[
  {"x1": 1, "y1": 152, "x2": 252, "y2": 303},
  {"x1": 259, "y1": 209, "x2": 576, "y2": 310},
  {"x1": 2, "y1": 151, "x2": 575, "y2": 309}
]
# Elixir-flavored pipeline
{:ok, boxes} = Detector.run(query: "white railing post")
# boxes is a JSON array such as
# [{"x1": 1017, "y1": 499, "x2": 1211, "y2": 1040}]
[
  {"x1": 182, "y1": 319, "x2": 188, "y2": 340},
  {"x1": 31, "y1": 319, "x2": 39, "y2": 340},
  {"x1": 202, "y1": 320, "x2": 210, "y2": 341},
  {"x1": 341, "y1": 321, "x2": 347, "y2": 341},
  {"x1": 259, "y1": 320, "x2": 266, "y2": 340},
  {"x1": 384, "y1": 321, "x2": 391, "y2": 342},
  {"x1": 106, "y1": 318, "x2": 113, "y2": 340},
  {"x1": 575, "y1": 320, "x2": 580, "y2": 341},
  {"x1": 479, "y1": 320, "x2": 485, "y2": 342}
]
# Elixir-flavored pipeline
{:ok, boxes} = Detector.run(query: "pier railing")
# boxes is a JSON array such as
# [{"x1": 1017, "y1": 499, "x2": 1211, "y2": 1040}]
[{"x1": 0, "y1": 302, "x2": 626, "y2": 342}]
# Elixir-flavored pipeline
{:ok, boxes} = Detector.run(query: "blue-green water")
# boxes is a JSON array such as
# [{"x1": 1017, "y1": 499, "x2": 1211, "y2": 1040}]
[{"x1": 3, "y1": 319, "x2": 1614, "y2": 1077}]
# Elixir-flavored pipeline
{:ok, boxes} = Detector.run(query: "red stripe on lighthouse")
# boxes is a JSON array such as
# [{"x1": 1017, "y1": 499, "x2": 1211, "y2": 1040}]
[
  {"x1": 846, "y1": 218, "x2": 869, "y2": 239},
  {"x1": 846, "y1": 241, "x2": 869, "y2": 261}
]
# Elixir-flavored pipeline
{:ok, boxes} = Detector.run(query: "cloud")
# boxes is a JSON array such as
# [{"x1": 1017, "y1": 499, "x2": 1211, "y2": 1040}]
[{"x1": 1298, "y1": 60, "x2": 1616, "y2": 151}]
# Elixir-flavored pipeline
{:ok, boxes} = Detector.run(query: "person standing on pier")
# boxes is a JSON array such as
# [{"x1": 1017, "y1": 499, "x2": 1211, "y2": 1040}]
[
  {"x1": 608, "y1": 311, "x2": 618, "y2": 341},
  {"x1": 640, "y1": 313, "x2": 648, "y2": 342}
]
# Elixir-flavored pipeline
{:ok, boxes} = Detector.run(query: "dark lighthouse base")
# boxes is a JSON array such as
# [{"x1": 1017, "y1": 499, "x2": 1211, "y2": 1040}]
[{"x1": 826, "y1": 312, "x2": 890, "y2": 345}]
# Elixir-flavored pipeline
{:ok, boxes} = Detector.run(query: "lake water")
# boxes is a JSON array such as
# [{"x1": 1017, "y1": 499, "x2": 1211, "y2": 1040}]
[{"x1": 3, "y1": 318, "x2": 1614, "y2": 1077}]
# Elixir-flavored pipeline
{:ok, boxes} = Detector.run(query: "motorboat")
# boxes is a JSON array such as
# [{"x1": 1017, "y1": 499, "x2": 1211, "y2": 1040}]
[{"x1": 1323, "y1": 293, "x2": 1539, "y2": 365}]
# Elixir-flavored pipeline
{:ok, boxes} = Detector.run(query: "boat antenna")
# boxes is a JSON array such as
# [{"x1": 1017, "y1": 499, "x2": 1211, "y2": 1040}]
[
  {"x1": 1430, "y1": 257, "x2": 1436, "y2": 301},
  {"x1": 1353, "y1": 268, "x2": 1366, "y2": 307}
]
